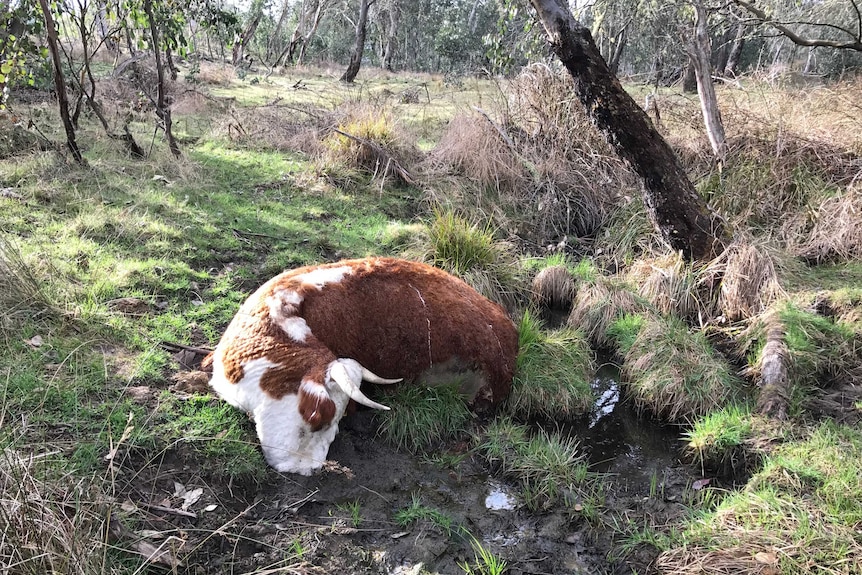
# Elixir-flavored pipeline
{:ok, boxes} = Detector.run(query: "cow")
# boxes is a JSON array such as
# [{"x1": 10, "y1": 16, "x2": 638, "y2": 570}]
[{"x1": 207, "y1": 257, "x2": 519, "y2": 475}]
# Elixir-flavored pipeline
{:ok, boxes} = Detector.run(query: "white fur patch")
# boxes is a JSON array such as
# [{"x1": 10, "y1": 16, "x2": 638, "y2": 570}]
[
  {"x1": 296, "y1": 266, "x2": 352, "y2": 290},
  {"x1": 209, "y1": 356, "x2": 353, "y2": 475},
  {"x1": 281, "y1": 316, "x2": 312, "y2": 342}
]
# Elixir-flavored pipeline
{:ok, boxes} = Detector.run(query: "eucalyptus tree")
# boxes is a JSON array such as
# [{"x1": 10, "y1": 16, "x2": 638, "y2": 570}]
[
  {"x1": 0, "y1": 1, "x2": 43, "y2": 108},
  {"x1": 340, "y1": 0, "x2": 375, "y2": 81},
  {"x1": 526, "y1": 0, "x2": 726, "y2": 260}
]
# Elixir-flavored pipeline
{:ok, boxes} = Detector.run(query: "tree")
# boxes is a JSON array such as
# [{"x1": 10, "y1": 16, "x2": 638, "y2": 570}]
[
  {"x1": 340, "y1": 0, "x2": 375, "y2": 82},
  {"x1": 141, "y1": 0, "x2": 182, "y2": 157},
  {"x1": 526, "y1": 0, "x2": 725, "y2": 261},
  {"x1": 689, "y1": 1, "x2": 727, "y2": 160},
  {"x1": 37, "y1": 0, "x2": 84, "y2": 163},
  {"x1": 732, "y1": 0, "x2": 862, "y2": 52},
  {"x1": 233, "y1": 0, "x2": 266, "y2": 65}
]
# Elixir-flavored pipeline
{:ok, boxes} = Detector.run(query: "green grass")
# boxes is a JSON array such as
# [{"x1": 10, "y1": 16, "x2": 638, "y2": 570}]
[
  {"x1": 661, "y1": 422, "x2": 862, "y2": 574},
  {"x1": 606, "y1": 313, "x2": 646, "y2": 356},
  {"x1": 394, "y1": 493, "x2": 461, "y2": 536},
  {"x1": 476, "y1": 417, "x2": 600, "y2": 513},
  {"x1": 683, "y1": 404, "x2": 755, "y2": 475},
  {"x1": 508, "y1": 310, "x2": 594, "y2": 419},
  {"x1": 375, "y1": 384, "x2": 472, "y2": 453},
  {"x1": 623, "y1": 315, "x2": 745, "y2": 420},
  {"x1": 460, "y1": 536, "x2": 509, "y2": 575}
]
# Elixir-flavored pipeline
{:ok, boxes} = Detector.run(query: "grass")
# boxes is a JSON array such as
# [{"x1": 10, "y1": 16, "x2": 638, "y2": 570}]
[
  {"x1": 606, "y1": 313, "x2": 646, "y2": 356},
  {"x1": 375, "y1": 384, "x2": 472, "y2": 453},
  {"x1": 567, "y1": 275, "x2": 649, "y2": 349},
  {"x1": 394, "y1": 493, "x2": 461, "y2": 536},
  {"x1": 623, "y1": 315, "x2": 745, "y2": 420},
  {"x1": 683, "y1": 404, "x2": 755, "y2": 476},
  {"x1": 508, "y1": 310, "x2": 594, "y2": 419},
  {"x1": 475, "y1": 417, "x2": 600, "y2": 513},
  {"x1": 659, "y1": 422, "x2": 862, "y2": 574},
  {"x1": 460, "y1": 536, "x2": 509, "y2": 575}
]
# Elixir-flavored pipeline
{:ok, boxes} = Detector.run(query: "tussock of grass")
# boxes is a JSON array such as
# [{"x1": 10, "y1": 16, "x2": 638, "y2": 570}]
[
  {"x1": 705, "y1": 235, "x2": 788, "y2": 322},
  {"x1": 660, "y1": 422, "x2": 862, "y2": 574},
  {"x1": 530, "y1": 264, "x2": 575, "y2": 311},
  {"x1": 628, "y1": 252, "x2": 712, "y2": 321},
  {"x1": 623, "y1": 315, "x2": 744, "y2": 420},
  {"x1": 509, "y1": 311, "x2": 594, "y2": 420},
  {"x1": 416, "y1": 208, "x2": 524, "y2": 308},
  {"x1": 394, "y1": 493, "x2": 460, "y2": 536},
  {"x1": 568, "y1": 276, "x2": 649, "y2": 349},
  {"x1": 684, "y1": 404, "x2": 756, "y2": 476},
  {"x1": 606, "y1": 313, "x2": 646, "y2": 356},
  {"x1": 595, "y1": 195, "x2": 662, "y2": 267},
  {"x1": 476, "y1": 417, "x2": 597, "y2": 512},
  {"x1": 0, "y1": 234, "x2": 62, "y2": 325},
  {"x1": 798, "y1": 185, "x2": 862, "y2": 263},
  {"x1": 376, "y1": 384, "x2": 472, "y2": 453}
]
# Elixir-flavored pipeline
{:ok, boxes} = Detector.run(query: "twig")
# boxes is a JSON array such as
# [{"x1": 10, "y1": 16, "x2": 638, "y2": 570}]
[
  {"x1": 159, "y1": 341, "x2": 213, "y2": 355},
  {"x1": 231, "y1": 228, "x2": 292, "y2": 242},
  {"x1": 135, "y1": 501, "x2": 198, "y2": 519}
]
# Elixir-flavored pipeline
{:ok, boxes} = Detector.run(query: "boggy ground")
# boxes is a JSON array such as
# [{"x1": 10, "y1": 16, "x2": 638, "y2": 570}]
[{"x1": 113, "y1": 387, "x2": 696, "y2": 575}]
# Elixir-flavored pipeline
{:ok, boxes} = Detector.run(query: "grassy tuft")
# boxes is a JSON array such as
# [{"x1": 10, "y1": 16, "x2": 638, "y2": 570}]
[
  {"x1": 476, "y1": 417, "x2": 598, "y2": 512},
  {"x1": 459, "y1": 536, "x2": 509, "y2": 575},
  {"x1": 623, "y1": 315, "x2": 745, "y2": 420},
  {"x1": 0, "y1": 234, "x2": 64, "y2": 326},
  {"x1": 508, "y1": 310, "x2": 594, "y2": 419},
  {"x1": 628, "y1": 252, "x2": 713, "y2": 321},
  {"x1": 683, "y1": 404, "x2": 756, "y2": 476},
  {"x1": 394, "y1": 493, "x2": 460, "y2": 536},
  {"x1": 568, "y1": 276, "x2": 649, "y2": 349},
  {"x1": 606, "y1": 313, "x2": 646, "y2": 356},
  {"x1": 419, "y1": 208, "x2": 524, "y2": 308},
  {"x1": 376, "y1": 384, "x2": 472, "y2": 453}
]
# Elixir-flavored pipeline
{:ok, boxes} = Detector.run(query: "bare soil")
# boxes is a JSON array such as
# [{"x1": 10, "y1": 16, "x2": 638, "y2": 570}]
[{"x1": 114, "y1": 399, "x2": 698, "y2": 575}]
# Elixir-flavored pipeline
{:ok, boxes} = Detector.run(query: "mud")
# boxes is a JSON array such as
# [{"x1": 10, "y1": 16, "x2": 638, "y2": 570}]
[{"x1": 116, "y1": 364, "x2": 701, "y2": 574}]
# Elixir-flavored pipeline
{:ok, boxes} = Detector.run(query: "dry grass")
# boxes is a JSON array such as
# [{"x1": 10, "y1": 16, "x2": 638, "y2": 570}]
[
  {"x1": 628, "y1": 252, "x2": 712, "y2": 321},
  {"x1": 0, "y1": 450, "x2": 115, "y2": 574},
  {"x1": 429, "y1": 65, "x2": 639, "y2": 249},
  {"x1": 0, "y1": 234, "x2": 61, "y2": 326},
  {"x1": 798, "y1": 184, "x2": 862, "y2": 263},
  {"x1": 567, "y1": 276, "x2": 649, "y2": 348},
  {"x1": 705, "y1": 235, "x2": 789, "y2": 322},
  {"x1": 531, "y1": 265, "x2": 576, "y2": 311}
]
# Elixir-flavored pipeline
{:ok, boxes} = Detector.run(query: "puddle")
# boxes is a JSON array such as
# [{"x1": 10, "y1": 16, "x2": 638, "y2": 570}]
[
  {"x1": 566, "y1": 363, "x2": 682, "y2": 486},
  {"x1": 484, "y1": 480, "x2": 518, "y2": 511}
]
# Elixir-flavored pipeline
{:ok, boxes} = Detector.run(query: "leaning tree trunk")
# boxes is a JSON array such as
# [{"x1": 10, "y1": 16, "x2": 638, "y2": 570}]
[
  {"x1": 381, "y1": 1, "x2": 399, "y2": 71},
  {"x1": 527, "y1": 0, "x2": 725, "y2": 261},
  {"x1": 142, "y1": 0, "x2": 181, "y2": 157},
  {"x1": 232, "y1": 9, "x2": 263, "y2": 66},
  {"x1": 724, "y1": 21, "x2": 746, "y2": 77},
  {"x1": 340, "y1": 0, "x2": 375, "y2": 83},
  {"x1": 297, "y1": 1, "x2": 326, "y2": 65},
  {"x1": 37, "y1": 0, "x2": 84, "y2": 163},
  {"x1": 690, "y1": 2, "x2": 728, "y2": 161}
]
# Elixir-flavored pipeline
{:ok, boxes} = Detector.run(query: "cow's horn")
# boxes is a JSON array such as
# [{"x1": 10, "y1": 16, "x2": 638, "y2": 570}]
[
  {"x1": 362, "y1": 368, "x2": 402, "y2": 385},
  {"x1": 330, "y1": 362, "x2": 391, "y2": 411}
]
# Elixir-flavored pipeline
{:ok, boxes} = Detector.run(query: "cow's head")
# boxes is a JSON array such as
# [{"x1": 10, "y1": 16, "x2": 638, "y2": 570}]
[{"x1": 255, "y1": 357, "x2": 398, "y2": 475}]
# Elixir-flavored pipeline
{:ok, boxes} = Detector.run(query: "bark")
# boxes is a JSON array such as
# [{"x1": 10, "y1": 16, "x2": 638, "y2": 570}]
[
  {"x1": 724, "y1": 21, "x2": 746, "y2": 77},
  {"x1": 527, "y1": 0, "x2": 725, "y2": 261},
  {"x1": 690, "y1": 2, "x2": 727, "y2": 161},
  {"x1": 143, "y1": 0, "x2": 181, "y2": 158},
  {"x1": 756, "y1": 322, "x2": 789, "y2": 420},
  {"x1": 607, "y1": 26, "x2": 626, "y2": 76},
  {"x1": 232, "y1": 7, "x2": 263, "y2": 66},
  {"x1": 340, "y1": 0, "x2": 376, "y2": 83},
  {"x1": 682, "y1": 58, "x2": 697, "y2": 93},
  {"x1": 37, "y1": 0, "x2": 84, "y2": 163},
  {"x1": 381, "y1": 1, "x2": 399, "y2": 71},
  {"x1": 297, "y1": 2, "x2": 326, "y2": 65}
]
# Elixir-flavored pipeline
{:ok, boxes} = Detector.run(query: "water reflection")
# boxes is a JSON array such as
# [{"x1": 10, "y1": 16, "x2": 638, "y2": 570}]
[{"x1": 567, "y1": 363, "x2": 681, "y2": 483}]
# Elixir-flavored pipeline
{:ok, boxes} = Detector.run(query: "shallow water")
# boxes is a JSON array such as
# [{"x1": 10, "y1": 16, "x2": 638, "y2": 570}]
[{"x1": 567, "y1": 363, "x2": 682, "y2": 487}]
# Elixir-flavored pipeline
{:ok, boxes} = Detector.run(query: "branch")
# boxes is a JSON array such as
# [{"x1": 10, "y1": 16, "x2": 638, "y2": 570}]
[{"x1": 733, "y1": 0, "x2": 862, "y2": 51}]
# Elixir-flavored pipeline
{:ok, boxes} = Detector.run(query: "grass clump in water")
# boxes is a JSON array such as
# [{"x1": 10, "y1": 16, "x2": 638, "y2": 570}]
[
  {"x1": 623, "y1": 315, "x2": 744, "y2": 420},
  {"x1": 476, "y1": 417, "x2": 598, "y2": 513},
  {"x1": 683, "y1": 404, "x2": 756, "y2": 476},
  {"x1": 568, "y1": 276, "x2": 648, "y2": 349},
  {"x1": 508, "y1": 310, "x2": 594, "y2": 420},
  {"x1": 606, "y1": 313, "x2": 646, "y2": 356},
  {"x1": 376, "y1": 384, "x2": 472, "y2": 453}
]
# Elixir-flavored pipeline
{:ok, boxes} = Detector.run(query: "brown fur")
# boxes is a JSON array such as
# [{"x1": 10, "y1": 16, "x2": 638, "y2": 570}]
[
  {"x1": 279, "y1": 257, "x2": 519, "y2": 410},
  {"x1": 213, "y1": 257, "x2": 519, "y2": 422}
]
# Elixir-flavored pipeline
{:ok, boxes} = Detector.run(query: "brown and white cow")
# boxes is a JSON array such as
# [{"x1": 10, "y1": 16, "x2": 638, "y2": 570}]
[{"x1": 208, "y1": 257, "x2": 519, "y2": 475}]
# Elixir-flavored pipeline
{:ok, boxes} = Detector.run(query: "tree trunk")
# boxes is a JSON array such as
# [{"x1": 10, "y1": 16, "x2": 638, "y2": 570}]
[
  {"x1": 382, "y1": 1, "x2": 399, "y2": 71},
  {"x1": 724, "y1": 21, "x2": 746, "y2": 77},
  {"x1": 232, "y1": 8, "x2": 263, "y2": 66},
  {"x1": 37, "y1": 0, "x2": 84, "y2": 164},
  {"x1": 682, "y1": 58, "x2": 697, "y2": 93},
  {"x1": 527, "y1": 0, "x2": 725, "y2": 261},
  {"x1": 267, "y1": 0, "x2": 293, "y2": 64},
  {"x1": 340, "y1": 0, "x2": 375, "y2": 82},
  {"x1": 297, "y1": 2, "x2": 327, "y2": 65},
  {"x1": 143, "y1": 0, "x2": 181, "y2": 158},
  {"x1": 690, "y1": 2, "x2": 727, "y2": 161},
  {"x1": 608, "y1": 26, "x2": 627, "y2": 76}
]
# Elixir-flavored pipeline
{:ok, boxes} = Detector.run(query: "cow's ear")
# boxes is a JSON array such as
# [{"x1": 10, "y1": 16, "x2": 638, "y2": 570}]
[{"x1": 298, "y1": 379, "x2": 337, "y2": 432}]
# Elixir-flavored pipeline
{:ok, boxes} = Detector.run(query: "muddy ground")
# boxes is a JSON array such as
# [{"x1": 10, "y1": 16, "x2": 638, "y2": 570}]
[{"x1": 115, "y1": 371, "x2": 701, "y2": 575}]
